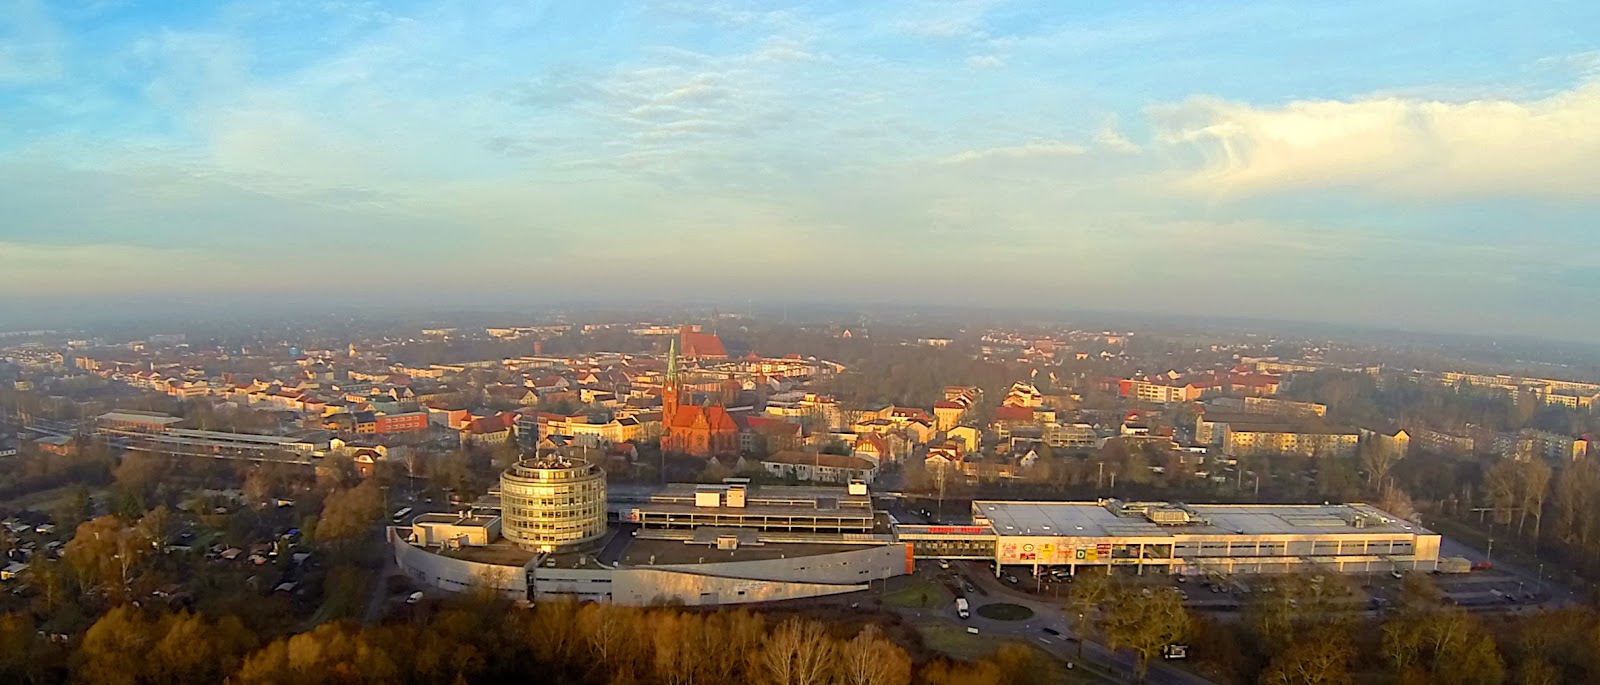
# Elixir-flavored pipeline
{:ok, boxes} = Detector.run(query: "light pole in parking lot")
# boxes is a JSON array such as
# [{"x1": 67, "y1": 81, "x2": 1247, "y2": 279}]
[{"x1": 1486, "y1": 537, "x2": 1494, "y2": 565}]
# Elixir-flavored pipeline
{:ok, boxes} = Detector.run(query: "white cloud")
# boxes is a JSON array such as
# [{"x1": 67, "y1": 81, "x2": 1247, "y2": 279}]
[
  {"x1": 966, "y1": 54, "x2": 1004, "y2": 70},
  {"x1": 1095, "y1": 119, "x2": 1139, "y2": 153},
  {"x1": 1154, "y1": 80, "x2": 1600, "y2": 197},
  {"x1": 939, "y1": 141, "x2": 1087, "y2": 165}
]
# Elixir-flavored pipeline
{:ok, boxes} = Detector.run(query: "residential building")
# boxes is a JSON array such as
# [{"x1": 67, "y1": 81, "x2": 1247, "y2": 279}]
[
  {"x1": 760, "y1": 451, "x2": 878, "y2": 484},
  {"x1": 374, "y1": 411, "x2": 430, "y2": 434},
  {"x1": 1408, "y1": 427, "x2": 1476, "y2": 456},
  {"x1": 1222, "y1": 424, "x2": 1359, "y2": 458},
  {"x1": 462, "y1": 413, "x2": 515, "y2": 446}
]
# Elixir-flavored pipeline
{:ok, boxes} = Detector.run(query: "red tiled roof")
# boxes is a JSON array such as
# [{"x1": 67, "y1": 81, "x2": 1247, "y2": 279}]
[
  {"x1": 994, "y1": 405, "x2": 1035, "y2": 422},
  {"x1": 679, "y1": 326, "x2": 728, "y2": 358}
]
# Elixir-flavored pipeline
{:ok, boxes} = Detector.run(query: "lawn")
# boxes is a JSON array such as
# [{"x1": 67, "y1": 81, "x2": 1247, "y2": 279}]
[
  {"x1": 884, "y1": 577, "x2": 949, "y2": 609},
  {"x1": 975, "y1": 602, "x2": 1034, "y2": 621},
  {"x1": 912, "y1": 622, "x2": 1089, "y2": 682}
]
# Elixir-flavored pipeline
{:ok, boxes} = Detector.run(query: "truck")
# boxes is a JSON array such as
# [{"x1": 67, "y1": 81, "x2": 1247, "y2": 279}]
[
  {"x1": 956, "y1": 598, "x2": 970, "y2": 619},
  {"x1": 1436, "y1": 557, "x2": 1473, "y2": 574}
]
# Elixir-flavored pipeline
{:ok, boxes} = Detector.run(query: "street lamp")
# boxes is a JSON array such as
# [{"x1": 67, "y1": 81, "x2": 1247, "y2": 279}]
[{"x1": 1486, "y1": 537, "x2": 1494, "y2": 566}]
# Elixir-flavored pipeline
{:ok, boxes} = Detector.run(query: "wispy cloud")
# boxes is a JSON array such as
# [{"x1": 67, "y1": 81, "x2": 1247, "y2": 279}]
[
  {"x1": 967, "y1": 54, "x2": 1004, "y2": 69},
  {"x1": 1095, "y1": 119, "x2": 1139, "y2": 153},
  {"x1": 939, "y1": 141, "x2": 1087, "y2": 165}
]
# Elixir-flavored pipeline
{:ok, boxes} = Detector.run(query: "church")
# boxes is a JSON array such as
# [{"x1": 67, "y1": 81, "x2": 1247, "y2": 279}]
[{"x1": 660, "y1": 337, "x2": 739, "y2": 457}]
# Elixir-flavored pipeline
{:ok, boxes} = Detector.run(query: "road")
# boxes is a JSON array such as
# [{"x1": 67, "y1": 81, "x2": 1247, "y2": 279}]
[
  {"x1": 890, "y1": 561, "x2": 1216, "y2": 685},
  {"x1": 361, "y1": 535, "x2": 397, "y2": 625}
]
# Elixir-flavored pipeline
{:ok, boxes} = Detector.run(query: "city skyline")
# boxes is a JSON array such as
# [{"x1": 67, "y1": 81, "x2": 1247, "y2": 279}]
[{"x1": 2, "y1": 0, "x2": 1599, "y2": 337}]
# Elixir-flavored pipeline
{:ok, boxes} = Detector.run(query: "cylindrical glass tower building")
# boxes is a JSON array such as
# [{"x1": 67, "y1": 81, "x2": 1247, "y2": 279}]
[{"x1": 499, "y1": 455, "x2": 607, "y2": 552}]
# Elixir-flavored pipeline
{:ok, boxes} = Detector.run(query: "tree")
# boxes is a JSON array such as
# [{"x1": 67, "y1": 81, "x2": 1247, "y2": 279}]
[
  {"x1": 1484, "y1": 459, "x2": 1520, "y2": 529},
  {"x1": 315, "y1": 481, "x2": 385, "y2": 547},
  {"x1": 839, "y1": 625, "x2": 910, "y2": 685},
  {"x1": 1063, "y1": 568, "x2": 1111, "y2": 659},
  {"x1": 231, "y1": 621, "x2": 400, "y2": 685},
  {"x1": 61, "y1": 515, "x2": 152, "y2": 601},
  {"x1": 1516, "y1": 459, "x2": 1552, "y2": 540},
  {"x1": 1381, "y1": 601, "x2": 1505, "y2": 685},
  {"x1": 112, "y1": 454, "x2": 166, "y2": 509},
  {"x1": 1104, "y1": 586, "x2": 1191, "y2": 682},
  {"x1": 1258, "y1": 628, "x2": 1354, "y2": 685},
  {"x1": 758, "y1": 617, "x2": 836, "y2": 685},
  {"x1": 136, "y1": 505, "x2": 175, "y2": 551},
  {"x1": 1360, "y1": 438, "x2": 1404, "y2": 491},
  {"x1": 75, "y1": 604, "x2": 156, "y2": 685}
]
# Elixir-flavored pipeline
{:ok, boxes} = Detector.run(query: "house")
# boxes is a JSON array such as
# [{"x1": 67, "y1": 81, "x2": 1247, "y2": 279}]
[
  {"x1": 852, "y1": 433, "x2": 892, "y2": 463},
  {"x1": 1019, "y1": 449, "x2": 1041, "y2": 469},
  {"x1": 1002, "y1": 381, "x2": 1044, "y2": 408},
  {"x1": 947, "y1": 426, "x2": 981, "y2": 453},
  {"x1": 461, "y1": 413, "x2": 515, "y2": 446},
  {"x1": 925, "y1": 442, "x2": 963, "y2": 470},
  {"x1": 760, "y1": 451, "x2": 877, "y2": 484},
  {"x1": 740, "y1": 416, "x2": 803, "y2": 455}
]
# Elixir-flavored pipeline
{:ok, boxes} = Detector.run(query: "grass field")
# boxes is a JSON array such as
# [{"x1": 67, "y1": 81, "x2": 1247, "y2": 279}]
[
  {"x1": 0, "y1": 484, "x2": 102, "y2": 512},
  {"x1": 884, "y1": 577, "x2": 949, "y2": 609},
  {"x1": 975, "y1": 602, "x2": 1034, "y2": 621},
  {"x1": 912, "y1": 622, "x2": 1088, "y2": 682}
]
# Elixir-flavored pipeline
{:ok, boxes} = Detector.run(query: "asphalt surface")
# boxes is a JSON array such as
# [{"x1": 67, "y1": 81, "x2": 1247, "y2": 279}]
[{"x1": 894, "y1": 560, "x2": 1216, "y2": 685}]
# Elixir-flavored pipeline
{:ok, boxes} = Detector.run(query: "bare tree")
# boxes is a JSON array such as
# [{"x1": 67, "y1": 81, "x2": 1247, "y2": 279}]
[
  {"x1": 1516, "y1": 459, "x2": 1551, "y2": 540},
  {"x1": 839, "y1": 625, "x2": 910, "y2": 685},
  {"x1": 759, "y1": 618, "x2": 836, "y2": 685}
]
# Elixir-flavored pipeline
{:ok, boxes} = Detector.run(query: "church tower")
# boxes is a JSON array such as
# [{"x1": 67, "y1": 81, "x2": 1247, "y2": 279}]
[{"x1": 662, "y1": 338, "x2": 680, "y2": 438}]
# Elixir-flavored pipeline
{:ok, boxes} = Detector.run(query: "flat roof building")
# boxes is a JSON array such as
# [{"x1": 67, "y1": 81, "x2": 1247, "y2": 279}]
[
  {"x1": 611, "y1": 479, "x2": 876, "y2": 533},
  {"x1": 983, "y1": 500, "x2": 1436, "y2": 574},
  {"x1": 896, "y1": 499, "x2": 1440, "y2": 575}
]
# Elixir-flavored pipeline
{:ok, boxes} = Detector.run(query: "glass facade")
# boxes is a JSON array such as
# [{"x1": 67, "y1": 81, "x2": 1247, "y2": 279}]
[{"x1": 500, "y1": 457, "x2": 607, "y2": 551}]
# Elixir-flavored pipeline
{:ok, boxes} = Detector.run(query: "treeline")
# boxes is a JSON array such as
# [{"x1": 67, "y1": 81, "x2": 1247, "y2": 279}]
[
  {"x1": 1185, "y1": 573, "x2": 1599, "y2": 685},
  {"x1": 0, "y1": 595, "x2": 1064, "y2": 685},
  {"x1": 1284, "y1": 371, "x2": 1600, "y2": 436}
]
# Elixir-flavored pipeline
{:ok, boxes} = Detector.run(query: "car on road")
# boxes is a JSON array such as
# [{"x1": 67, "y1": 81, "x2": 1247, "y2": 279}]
[
  {"x1": 1042, "y1": 627, "x2": 1062, "y2": 637},
  {"x1": 406, "y1": 591, "x2": 424, "y2": 605},
  {"x1": 938, "y1": 560, "x2": 950, "y2": 570},
  {"x1": 1004, "y1": 574, "x2": 1019, "y2": 584}
]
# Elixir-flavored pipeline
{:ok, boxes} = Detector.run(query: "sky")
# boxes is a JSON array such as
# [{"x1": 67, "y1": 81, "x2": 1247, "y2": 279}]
[{"x1": 1, "y1": 0, "x2": 1598, "y2": 337}]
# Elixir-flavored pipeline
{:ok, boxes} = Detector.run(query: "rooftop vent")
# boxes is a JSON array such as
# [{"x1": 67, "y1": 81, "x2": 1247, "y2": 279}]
[{"x1": 1146, "y1": 508, "x2": 1192, "y2": 525}]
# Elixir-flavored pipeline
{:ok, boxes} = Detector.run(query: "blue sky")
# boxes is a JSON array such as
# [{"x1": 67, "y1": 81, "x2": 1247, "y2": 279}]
[{"x1": 2, "y1": 0, "x2": 1598, "y2": 336}]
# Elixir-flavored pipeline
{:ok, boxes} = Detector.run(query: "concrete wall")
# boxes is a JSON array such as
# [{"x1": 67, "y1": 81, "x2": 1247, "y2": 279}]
[
  {"x1": 389, "y1": 532, "x2": 527, "y2": 602},
  {"x1": 393, "y1": 534, "x2": 910, "y2": 607},
  {"x1": 534, "y1": 567, "x2": 866, "y2": 606},
  {"x1": 653, "y1": 543, "x2": 908, "y2": 585}
]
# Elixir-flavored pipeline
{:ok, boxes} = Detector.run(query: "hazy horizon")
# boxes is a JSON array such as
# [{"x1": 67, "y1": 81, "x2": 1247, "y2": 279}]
[{"x1": 3, "y1": 1, "x2": 1598, "y2": 336}]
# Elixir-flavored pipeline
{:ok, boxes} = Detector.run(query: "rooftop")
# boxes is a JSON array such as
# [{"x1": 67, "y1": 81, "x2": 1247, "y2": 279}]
[
  {"x1": 414, "y1": 512, "x2": 500, "y2": 527},
  {"x1": 973, "y1": 501, "x2": 1432, "y2": 538}
]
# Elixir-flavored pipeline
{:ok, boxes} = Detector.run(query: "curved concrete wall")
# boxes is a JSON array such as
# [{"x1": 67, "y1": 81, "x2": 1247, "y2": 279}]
[
  {"x1": 535, "y1": 566, "x2": 865, "y2": 606},
  {"x1": 653, "y1": 543, "x2": 908, "y2": 585},
  {"x1": 391, "y1": 533, "x2": 910, "y2": 606},
  {"x1": 390, "y1": 533, "x2": 527, "y2": 602}
]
